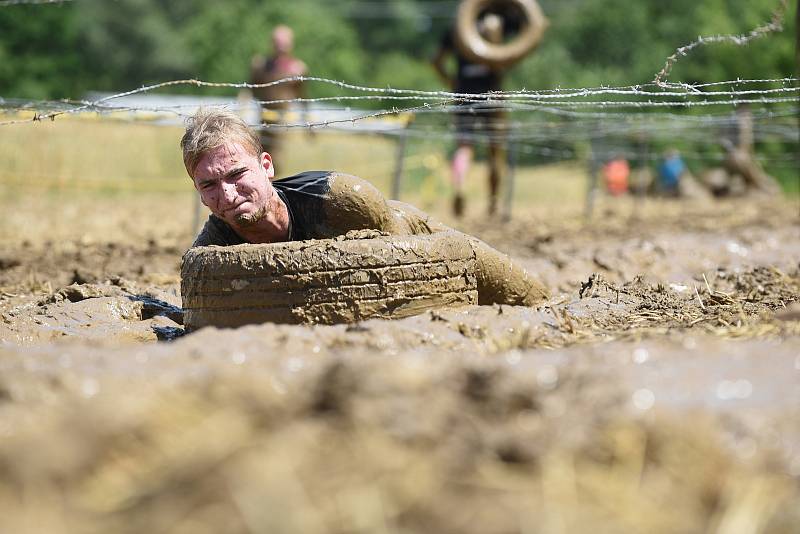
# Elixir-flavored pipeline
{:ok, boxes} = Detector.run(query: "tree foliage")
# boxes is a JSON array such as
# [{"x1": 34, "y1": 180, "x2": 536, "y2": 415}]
[{"x1": 0, "y1": 0, "x2": 795, "y2": 99}]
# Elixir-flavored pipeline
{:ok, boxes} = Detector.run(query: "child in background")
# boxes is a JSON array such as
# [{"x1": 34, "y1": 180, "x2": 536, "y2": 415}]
[
  {"x1": 658, "y1": 149, "x2": 685, "y2": 196},
  {"x1": 603, "y1": 157, "x2": 630, "y2": 196}
]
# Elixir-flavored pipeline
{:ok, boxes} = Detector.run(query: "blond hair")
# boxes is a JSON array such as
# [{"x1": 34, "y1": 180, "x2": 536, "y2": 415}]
[{"x1": 180, "y1": 108, "x2": 262, "y2": 176}]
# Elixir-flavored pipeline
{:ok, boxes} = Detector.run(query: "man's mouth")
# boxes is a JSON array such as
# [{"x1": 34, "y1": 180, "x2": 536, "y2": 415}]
[{"x1": 223, "y1": 201, "x2": 248, "y2": 214}]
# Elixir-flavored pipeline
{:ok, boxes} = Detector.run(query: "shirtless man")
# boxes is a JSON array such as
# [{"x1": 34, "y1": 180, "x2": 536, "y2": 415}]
[
  {"x1": 249, "y1": 25, "x2": 308, "y2": 160},
  {"x1": 182, "y1": 108, "x2": 549, "y2": 307}
]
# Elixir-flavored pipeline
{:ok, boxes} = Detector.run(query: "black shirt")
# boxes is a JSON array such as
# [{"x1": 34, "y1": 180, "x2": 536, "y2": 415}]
[{"x1": 441, "y1": 29, "x2": 503, "y2": 95}]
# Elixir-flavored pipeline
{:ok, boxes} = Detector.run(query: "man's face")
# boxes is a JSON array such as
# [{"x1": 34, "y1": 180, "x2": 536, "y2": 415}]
[
  {"x1": 192, "y1": 143, "x2": 275, "y2": 228},
  {"x1": 273, "y1": 27, "x2": 293, "y2": 54}
]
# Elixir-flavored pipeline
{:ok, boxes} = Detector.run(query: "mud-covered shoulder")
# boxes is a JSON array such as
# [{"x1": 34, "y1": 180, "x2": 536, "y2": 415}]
[
  {"x1": 386, "y1": 200, "x2": 452, "y2": 235},
  {"x1": 322, "y1": 173, "x2": 394, "y2": 233}
]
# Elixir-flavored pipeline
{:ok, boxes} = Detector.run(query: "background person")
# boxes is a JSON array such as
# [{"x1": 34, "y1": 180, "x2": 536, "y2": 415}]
[
  {"x1": 657, "y1": 149, "x2": 685, "y2": 196},
  {"x1": 718, "y1": 104, "x2": 781, "y2": 196},
  {"x1": 432, "y1": 14, "x2": 508, "y2": 218},
  {"x1": 248, "y1": 25, "x2": 309, "y2": 162},
  {"x1": 602, "y1": 156, "x2": 630, "y2": 196}
]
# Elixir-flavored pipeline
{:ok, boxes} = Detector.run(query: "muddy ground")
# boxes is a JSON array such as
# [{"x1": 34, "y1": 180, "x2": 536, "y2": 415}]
[{"x1": 0, "y1": 197, "x2": 799, "y2": 533}]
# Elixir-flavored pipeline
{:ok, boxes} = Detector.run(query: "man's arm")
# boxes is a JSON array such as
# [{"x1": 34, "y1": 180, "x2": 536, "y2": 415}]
[
  {"x1": 385, "y1": 200, "x2": 549, "y2": 306},
  {"x1": 467, "y1": 237, "x2": 550, "y2": 306},
  {"x1": 431, "y1": 46, "x2": 455, "y2": 90},
  {"x1": 323, "y1": 175, "x2": 550, "y2": 306}
]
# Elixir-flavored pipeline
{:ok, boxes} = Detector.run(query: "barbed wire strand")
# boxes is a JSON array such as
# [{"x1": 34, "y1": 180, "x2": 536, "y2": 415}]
[
  {"x1": 5, "y1": 97, "x2": 796, "y2": 148},
  {"x1": 3, "y1": 85, "x2": 797, "y2": 124},
  {"x1": 1, "y1": 76, "x2": 798, "y2": 127},
  {"x1": 653, "y1": 0, "x2": 789, "y2": 87},
  {"x1": 0, "y1": 0, "x2": 71, "y2": 6}
]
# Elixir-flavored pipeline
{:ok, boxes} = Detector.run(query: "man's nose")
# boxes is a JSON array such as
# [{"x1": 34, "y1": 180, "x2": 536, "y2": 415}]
[{"x1": 221, "y1": 181, "x2": 238, "y2": 204}]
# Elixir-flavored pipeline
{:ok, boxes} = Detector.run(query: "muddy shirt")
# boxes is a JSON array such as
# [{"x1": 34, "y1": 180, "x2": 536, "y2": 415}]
[{"x1": 191, "y1": 171, "x2": 394, "y2": 247}]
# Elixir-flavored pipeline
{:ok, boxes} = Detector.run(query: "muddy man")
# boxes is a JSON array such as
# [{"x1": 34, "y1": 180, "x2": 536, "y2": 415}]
[{"x1": 181, "y1": 108, "x2": 549, "y2": 306}]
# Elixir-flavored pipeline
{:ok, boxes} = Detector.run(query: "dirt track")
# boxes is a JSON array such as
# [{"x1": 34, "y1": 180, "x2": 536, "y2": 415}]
[{"x1": 1, "y1": 197, "x2": 799, "y2": 533}]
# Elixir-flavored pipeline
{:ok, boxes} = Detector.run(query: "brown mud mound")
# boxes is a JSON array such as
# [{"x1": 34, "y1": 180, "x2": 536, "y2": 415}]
[
  {"x1": 182, "y1": 231, "x2": 477, "y2": 328},
  {"x1": 548, "y1": 266, "x2": 800, "y2": 348},
  {"x1": 464, "y1": 198, "x2": 800, "y2": 293},
  {"x1": 0, "y1": 280, "x2": 182, "y2": 345},
  {"x1": 0, "y1": 238, "x2": 182, "y2": 292},
  {"x1": 0, "y1": 324, "x2": 798, "y2": 534}
]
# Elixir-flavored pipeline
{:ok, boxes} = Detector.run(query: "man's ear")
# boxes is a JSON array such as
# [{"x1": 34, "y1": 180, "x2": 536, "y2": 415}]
[{"x1": 261, "y1": 151, "x2": 275, "y2": 179}]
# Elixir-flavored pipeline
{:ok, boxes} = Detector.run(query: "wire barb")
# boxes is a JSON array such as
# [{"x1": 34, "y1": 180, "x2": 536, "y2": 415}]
[{"x1": 653, "y1": 0, "x2": 789, "y2": 86}]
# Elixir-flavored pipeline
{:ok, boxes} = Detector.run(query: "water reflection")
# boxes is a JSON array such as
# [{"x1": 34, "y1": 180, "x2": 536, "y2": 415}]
[
  {"x1": 715, "y1": 379, "x2": 753, "y2": 400},
  {"x1": 632, "y1": 388, "x2": 655, "y2": 410}
]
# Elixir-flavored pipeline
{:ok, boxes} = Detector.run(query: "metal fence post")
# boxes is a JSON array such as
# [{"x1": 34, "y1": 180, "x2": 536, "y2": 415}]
[
  {"x1": 391, "y1": 121, "x2": 411, "y2": 200},
  {"x1": 503, "y1": 138, "x2": 518, "y2": 221}
]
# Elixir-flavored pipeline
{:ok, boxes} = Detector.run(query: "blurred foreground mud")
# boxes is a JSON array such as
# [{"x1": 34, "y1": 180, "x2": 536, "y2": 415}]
[{"x1": 0, "y1": 198, "x2": 799, "y2": 533}]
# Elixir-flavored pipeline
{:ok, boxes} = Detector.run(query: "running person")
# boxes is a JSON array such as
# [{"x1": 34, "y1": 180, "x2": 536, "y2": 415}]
[{"x1": 432, "y1": 14, "x2": 508, "y2": 218}]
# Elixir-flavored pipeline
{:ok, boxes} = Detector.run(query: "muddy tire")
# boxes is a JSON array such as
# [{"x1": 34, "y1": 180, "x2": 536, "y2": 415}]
[
  {"x1": 181, "y1": 232, "x2": 478, "y2": 329},
  {"x1": 455, "y1": 0, "x2": 548, "y2": 69}
]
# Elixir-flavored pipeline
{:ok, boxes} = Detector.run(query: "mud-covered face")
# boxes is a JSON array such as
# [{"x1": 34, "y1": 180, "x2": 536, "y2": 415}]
[{"x1": 192, "y1": 143, "x2": 275, "y2": 228}]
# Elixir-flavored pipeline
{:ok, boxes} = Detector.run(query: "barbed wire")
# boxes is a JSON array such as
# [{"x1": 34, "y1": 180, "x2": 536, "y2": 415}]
[
  {"x1": 6, "y1": 105, "x2": 792, "y2": 148},
  {"x1": 653, "y1": 0, "x2": 789, "y2": 86},
  {"x1": 4, "y1": 101, "x2": 795, "y2": 151},
  {"x1": 0, "y1": 0, "x2": 71, "y2": 5},
  {"x1": 0, "y1": 76, "x2": 796, "y2": 159},
  {"x1": 25, "y1": 99, "x2": 800, "y2": 135},
  {"x1": 9, "y1": 94, "x2": 795, "y2": 125},
  {"x1": 0, "y1": 76, "x2": 797, "y2": 128},
  {"x1": 8, "y1": 78, "x2": 796, "y2": 116}
]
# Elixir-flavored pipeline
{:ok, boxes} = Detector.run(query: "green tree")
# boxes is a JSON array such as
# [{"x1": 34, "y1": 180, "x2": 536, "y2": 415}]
[
  {"x1": 0, "y1": 3, "x2": 84, "y2": 99},
  {"x1": 0, "y1": 0, "x2": 795, "y2": 98}
]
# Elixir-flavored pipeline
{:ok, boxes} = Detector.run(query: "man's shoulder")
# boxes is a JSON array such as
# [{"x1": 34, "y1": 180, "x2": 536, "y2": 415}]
[
  {"x1": 274, "y1": 170, "x2": 335, "y2": 184},
  {"x1": 273, "y1": 170, "x2": 380, "y2": 204},
  {"x1": 275, "y1": 171, "x2": 390, "y2": 237},
  {"x1": 273, "y1": 170, "x2": 336, "y2": 198},
  {"x1": 278, "y1": 171, "x2": 378, "y2": 200}
]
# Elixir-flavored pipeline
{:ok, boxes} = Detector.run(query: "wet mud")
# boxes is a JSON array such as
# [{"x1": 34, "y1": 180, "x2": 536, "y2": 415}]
[
  {"x1": 182, "y1": 230, "x2": 478, "y2": 328},
  {"x1": 0, "y1": 197, "x2": 799, "y2": 533},
  {"x1": 324, "y1": 173, "x2": 395, "y2": 235},
  {"x1": 1, "y1": 279, "x2": 183, "y2": 345}
]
